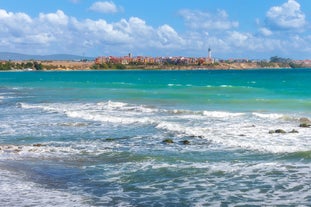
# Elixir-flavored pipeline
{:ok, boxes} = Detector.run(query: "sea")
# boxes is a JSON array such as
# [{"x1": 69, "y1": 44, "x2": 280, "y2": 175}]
[{"x1": 0, "y1": 69, "x2": 311, "y2": 206}]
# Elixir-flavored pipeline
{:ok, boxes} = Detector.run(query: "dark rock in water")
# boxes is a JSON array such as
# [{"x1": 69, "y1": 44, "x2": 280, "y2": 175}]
[
  {"x1": 105, "y1": 138, "x2": 115, "y2": 141},
  {"x1": 181, "y1": 140, "x2": 190, "y2": 145},
  {"x1": 299, "y1": 123, "x2": 311, "y2": 128},
  {"x1": 269, "y1": 129, "x2": 286, "y2": 134},
  {"x1": 33, "y1": 144, "x2": 46, "y2": 147},
  {"x1": 299, "y1": 118, "x2": 311, "y2": 127},
  {"x1": 288, "y1": 129, "x2": 299, "y2": 133},
  {"x1": 163, "y1": 139, "x2": 174, "y2": 144},
  {"x1": 189, "y1": 135, "x2": 203, "y2": 139},
  {"x1": 275, "y1": 129, "x2": 286, "y2": 134}
]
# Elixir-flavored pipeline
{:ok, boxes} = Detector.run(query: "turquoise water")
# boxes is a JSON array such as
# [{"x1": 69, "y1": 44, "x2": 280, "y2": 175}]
[{"x1": 0, "y1": 69, "x2": 311, "y2": 206}]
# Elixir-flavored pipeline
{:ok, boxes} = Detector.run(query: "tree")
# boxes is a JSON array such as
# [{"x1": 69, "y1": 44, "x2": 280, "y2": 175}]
[
  {"x1": 25, "y1": 62, "x2": 34, "y2": 69},
  {"x1": 34, "y1": 62, "x2": 43, "y2": 70}
]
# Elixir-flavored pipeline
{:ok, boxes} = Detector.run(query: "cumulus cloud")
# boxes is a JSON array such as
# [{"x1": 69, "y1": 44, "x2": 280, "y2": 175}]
[
  {"x1": 39, "y1": 10, "x2": 69, "y2": 26},
  {"x1": 0, "y1": 8, "x2": 186, "y2": 55},
  {"x1": 89, "y1": 1, "x2": 120, "y2": 13},
  {"x1": 259, "y1": 27, "x2": 273, "y2": 36},
  {"x1": 0, "y1": 6, "x2": 310, "y2": 59},
  {"x1": 179, "y1": 9, "x2": 239, "y2": 31},
  {"x1": 265, "y1": 0, "x2": 306, "y2": 30}
]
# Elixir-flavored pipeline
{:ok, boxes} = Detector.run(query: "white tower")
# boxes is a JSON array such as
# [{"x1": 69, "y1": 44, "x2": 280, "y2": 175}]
[{"x1": 208, "y1": 47, "x2": 212, "y2": 59}]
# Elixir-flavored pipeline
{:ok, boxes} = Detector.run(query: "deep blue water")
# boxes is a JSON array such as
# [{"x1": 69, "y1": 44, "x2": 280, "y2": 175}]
[{"x1": 0, "y1": 69, "x2": 311, "y2": 206}]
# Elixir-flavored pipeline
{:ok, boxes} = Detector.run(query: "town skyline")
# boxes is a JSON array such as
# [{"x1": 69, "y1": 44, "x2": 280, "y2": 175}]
[{"x1": 1, "y1": 0, "x2": 311, "y2": 59}]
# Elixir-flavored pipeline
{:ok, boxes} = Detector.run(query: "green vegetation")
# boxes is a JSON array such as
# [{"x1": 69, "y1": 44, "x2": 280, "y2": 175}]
[
  {"x1": 257, "y1": 61, "x2": 276, "y2": 68},
  {"x1": 0, "y1": 61, "x2": 43, "y2": 70},
  {"x1": 92, "y1": 63, "x2": 126, "y2": 70},
  {"x1": 269, "y1": 56, "x2": 303, "y2": 68}
]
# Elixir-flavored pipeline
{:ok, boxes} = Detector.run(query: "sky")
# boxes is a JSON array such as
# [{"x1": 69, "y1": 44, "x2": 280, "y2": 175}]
[{"x1": 0, "y1": 0, "x2": 311, "y2": 59}]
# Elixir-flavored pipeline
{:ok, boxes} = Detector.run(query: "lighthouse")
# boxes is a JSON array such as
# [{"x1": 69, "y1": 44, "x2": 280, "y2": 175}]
[{"x1": 206, "y1": 47, "x2": 214, "y2": 63}]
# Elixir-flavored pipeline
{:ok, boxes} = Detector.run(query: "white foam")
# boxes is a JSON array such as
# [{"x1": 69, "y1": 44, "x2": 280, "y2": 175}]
[
  {"x1": 16, "y1": 101, "x2": 311, "y2": 154},
  {"x1": 0, "y1": 169, "x2": 90, "y2": 207},
  {"x1": 168, "y1": 83, "x2": 182, "y2": 87},
  {"x1": 156, "y1": 121, "x2": 209, "y2": 138},
  {"x1": 252, "y1": 112, "x2": 285, "y2": 119},
  {"x1": 202, "y1": 111, "x2": 245, "y2": 118},
  {"x1": 108, "y1": 159, "x2": 311, "y2": 206},
  {"x1": 220, "y1": 85, "x2": 233, "y2": 88},
  {"x1": 19, "y1": 101, "x2": 158, "y2": 125},
  {"x1": 0, "y1": 141, "x2": 118, "y2": 160}
]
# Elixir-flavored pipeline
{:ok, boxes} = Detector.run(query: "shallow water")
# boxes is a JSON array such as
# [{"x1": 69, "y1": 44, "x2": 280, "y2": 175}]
[{"x1": 0, "y1": 69, "x2": 311, "y2": 206}]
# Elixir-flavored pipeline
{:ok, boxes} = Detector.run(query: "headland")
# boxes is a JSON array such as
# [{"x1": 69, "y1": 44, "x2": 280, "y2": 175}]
[{"x1": 0, "y1": 55, "x2": 310, "y2": 71}]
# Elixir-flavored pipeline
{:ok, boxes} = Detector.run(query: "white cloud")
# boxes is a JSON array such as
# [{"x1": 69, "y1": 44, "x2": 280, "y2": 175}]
[
  {"x1": 0, "y1": 7, "x2": 310, "y2": 59},
  {"x1": 179, "y1": 9, "x2": 239, "y2": 31},
  {"x1": 157, "y1": 24, "x2": 185, "y2": 48},
  {"x1": 0, "y1": 9, "x2": 186, "y2": 55},
  {"x1": 259, "y1": 27, "x2": 273, "y2": 36},
  {"x1": 89, "y1": 1, "x2": 120, "y2": 13},
  {"x1": 39, "y1": 10, "x2": 69, "y2": 26},
  {"x1": 265, "y1": 0, "x2": 306, "y2": 30}
]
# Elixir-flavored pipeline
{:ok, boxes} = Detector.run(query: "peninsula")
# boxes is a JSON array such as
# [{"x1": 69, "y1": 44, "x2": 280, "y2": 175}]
[{"x1": 0, "y1": 54, "x2": 310, "y2": 71}]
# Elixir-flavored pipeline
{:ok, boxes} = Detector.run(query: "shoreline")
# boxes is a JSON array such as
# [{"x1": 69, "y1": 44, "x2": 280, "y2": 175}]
[{"x1": 1, "y1": 60, "x2": 309, "y2": 71}]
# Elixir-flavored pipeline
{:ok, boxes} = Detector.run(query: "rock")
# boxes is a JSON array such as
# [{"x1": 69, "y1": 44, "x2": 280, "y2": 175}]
[
  {"x1": 299, "y1": 123, "x2": 311, "y2": 128},
  {"x1": 105, "y1": 138, "x2": 115, "y2": 141},
  {"x1": 269, "y1": 129, "x2": 286, "y2": 134},
  {"x1": 163, "y1": 139, "x2": 174, "y2": 144},
  {"x1": 181, "y1": 140, "x2": 190, "y2": 145},
  {"x1": 275, "y1": 129, "x2": 286, "y2": 134},
  {"x1": 299, "y1": 118, "x2": 311, "y2": 127},
  {"x1": 288, "y1": 129, "x2": 299, "y2": 133},
  {"x1": 33, "y1": 144, "x2": 45, "y2": 147}
]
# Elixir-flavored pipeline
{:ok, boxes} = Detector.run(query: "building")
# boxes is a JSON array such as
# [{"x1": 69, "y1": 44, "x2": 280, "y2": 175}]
[{"x1": 208, "y1": 48, "x2": 212, "y2": 59}]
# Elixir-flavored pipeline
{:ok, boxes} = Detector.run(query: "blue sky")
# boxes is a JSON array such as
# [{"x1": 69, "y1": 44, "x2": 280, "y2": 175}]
[{"x1": 0, "y1": 0, "x2": 310, "y2": 59}]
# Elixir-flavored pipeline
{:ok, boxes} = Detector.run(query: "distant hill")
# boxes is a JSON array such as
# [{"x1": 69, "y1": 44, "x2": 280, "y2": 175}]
[{"x1": 0, "y1": 52, "x2": 94, "y2": 61}]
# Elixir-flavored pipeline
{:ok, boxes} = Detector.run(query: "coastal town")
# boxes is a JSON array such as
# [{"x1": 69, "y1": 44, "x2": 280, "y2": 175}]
[{"x1": 1, "y1": 49, "x2": 311, "y2": 71}]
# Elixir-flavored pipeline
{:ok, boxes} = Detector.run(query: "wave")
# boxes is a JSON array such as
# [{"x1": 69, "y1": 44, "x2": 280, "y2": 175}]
[
  {"x1": 0, "y1": 169, "x2": 90, "y2": 207},
  {"x1": 16, "y1": 101, "x2": 311, "y2": 154},
  {"x1": 281, "y1": 150, "x2": 311, "y2": 160},
  {"x1": 220, "y1": 85, "x2": 233, "y2": 88},
  {"x1": 168, "y1": 83, "x2": 182, "y2": 87},
  {"x1": 0, "y1": 141, "x2": 116, "y2": 160},
  {"x1": 202, "y1": 111, "x2": 245, "y2": 118},
  {"x1": 252, "y1": 112, "x2": 285, "y2": 119}
]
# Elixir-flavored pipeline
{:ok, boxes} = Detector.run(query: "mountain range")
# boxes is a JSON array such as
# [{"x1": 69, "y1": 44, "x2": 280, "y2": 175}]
[{"x1": 0, "y1": 52, "x2": 94, "y2": 61}]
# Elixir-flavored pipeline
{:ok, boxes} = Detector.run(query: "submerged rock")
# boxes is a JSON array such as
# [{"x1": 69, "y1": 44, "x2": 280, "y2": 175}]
[
  {"x1": 105, "y1": 138, "x2": 115, "y2": 141},
  {"x1": 269, "y1": 129, "x2": 286, "y2": 134},
  {"x1": 299, "y1": 123, "x2": 311, "y2": 128},
  {"x1": 276, "y1": 129, "x2": 286, "y2": 134},
  {"x1": 288, "y1": 129, "x2": 299, "y2": 133},
  {"x1": 33, "y1": 143, "x2": 46, "y2": 147},
  {"x1": 181, "y1": 140, "x2": 190, "y2": 145},
  {"x1": 299, "y1": 118, "x2": 311, "y2": 128},
  {"x1": 163, "y1": 139, "x2": 174, "y2": 144},
  {"x1": 268, "y1": 130, "x2": 275, "y2": 134}
]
